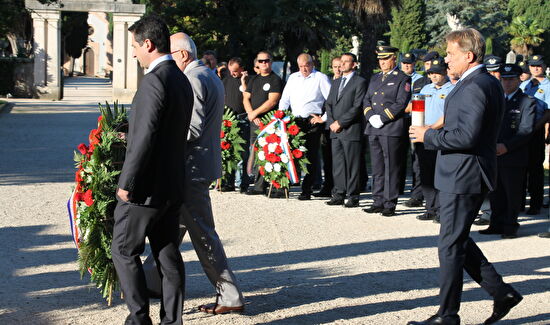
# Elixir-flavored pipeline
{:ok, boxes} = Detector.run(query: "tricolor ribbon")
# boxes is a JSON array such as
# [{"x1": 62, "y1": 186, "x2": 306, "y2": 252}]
[
  {"x1": 255, "y1": 114, "x2": 300, "y2": 184},
  {"x1": 67, "y1": 188, "x2": 81, "y2": 249}
]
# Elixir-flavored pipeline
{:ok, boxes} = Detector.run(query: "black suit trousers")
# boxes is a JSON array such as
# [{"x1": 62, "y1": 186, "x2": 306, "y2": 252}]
[
  {"x1": 331, "y1": 138, "x2": 361, "y2": 199},
  {"x1": 489, "y1": 166, "x2": 526, "y2": 234},
  {"x1": 320, "y1": 129, "x2": 334, "y2": 191},
  {"x1": 369, "y1": 135, "x2": 407, "y2": 209},
  {"x1": 524, "y1": 129, "x2": 545, "y2": 209},
  {"x1": 112, "y1": 199, "x2": 185, "y2": 325},
  {"x1": 437, "y1": 190, "x2": 510, "y2": 318},
  {"x1": 295, "y1": 118, "x2": 322, "y2": 194},
  {"x1": 416, "y1": 143, "x2": 439, "y2": 216}
]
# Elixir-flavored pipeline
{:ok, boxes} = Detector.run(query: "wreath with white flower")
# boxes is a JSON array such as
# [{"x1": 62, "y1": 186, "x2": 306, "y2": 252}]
[{"x1": 253, "y1": 109, "x2": 309, "y2": 196}]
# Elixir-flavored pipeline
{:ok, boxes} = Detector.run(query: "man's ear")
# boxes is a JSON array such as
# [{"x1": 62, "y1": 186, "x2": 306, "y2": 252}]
[
  {"x1": 181, "y1": 50, "x2": 190, "y2": 62},
  {"x1": 144, "y1": 39, "x2": 156, "y2": 53}
]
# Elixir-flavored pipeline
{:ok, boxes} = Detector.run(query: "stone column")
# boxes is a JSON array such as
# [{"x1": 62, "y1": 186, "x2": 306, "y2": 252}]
[
  {"x1": 31, "y1": 10, "x2": 62, "y2": 100},
  {"x1": 112, "y1": 14, "x2": 142, "y2": 102}
]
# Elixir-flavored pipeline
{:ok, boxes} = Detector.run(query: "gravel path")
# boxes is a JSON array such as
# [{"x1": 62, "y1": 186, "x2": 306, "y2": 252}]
[{"x1": 0, "y1": 96, "x2": 549, "y2": 325}]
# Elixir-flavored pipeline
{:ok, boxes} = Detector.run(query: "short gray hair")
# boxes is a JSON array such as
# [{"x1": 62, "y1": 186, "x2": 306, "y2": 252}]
[
  {"x1": 445, "y1": 28, "x2": 486, "y2": 64},
  {"x1": 171, "y1": 33, "x2": 198, "y2": 60}
]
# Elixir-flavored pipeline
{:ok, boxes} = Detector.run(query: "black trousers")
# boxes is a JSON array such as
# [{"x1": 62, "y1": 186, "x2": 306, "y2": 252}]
[
  {"x1": 410, "y1": 142, "x2": 424, "y2": 201},
  {"x1": 437, "y1": 190, "x2": 512, "y2": 318},
  {"x1": 489, "y1": 166, "x2": 526, "y2": 234},
  {"x1": 295, "y1": 118, "x2": 322, "y2": 194},
  {"x1": 331, "y1": 138, "x2": 362, "y2": 200},
  {"x1": 523, "y1": 130, "x2": 545, "y2": 210},
  {"x1": 416, "y1": 143, "x2": 439, "y2": 216},
  {"x1": 112, "y1": 199, "x2": 185, "y2": 325},
  {"x1": 224, "y1": 118, "x2": 251, "y2": 191},
  {"x1": 320, "y1": 129, "x2": 334, "y2": 191},
  {"x1": 369, "y1": 135, "x2": 408, "y2": 209}
]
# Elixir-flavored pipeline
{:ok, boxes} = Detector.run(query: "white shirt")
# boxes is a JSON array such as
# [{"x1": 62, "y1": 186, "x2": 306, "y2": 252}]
[
  {"x1": 279, "y1": 69, "x2": 331, "y2": 117},
  {"x1": 145, "y1": 54, "x2": 173, "y2": 74},
  {"x1": 458, "y1": 64, "x2": 484, "y2": 83}
]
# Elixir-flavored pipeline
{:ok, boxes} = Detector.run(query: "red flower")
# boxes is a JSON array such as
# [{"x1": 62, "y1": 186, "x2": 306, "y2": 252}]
[
  {"x1": 221, "y1": 141, "x2": 231, "y2": 150},
  {"x1": 263, "y1": 145, "x2": 269, "y2": 154},
  {"x1": 75, "y1": 192, "x2": 84, "y2": 201},
  {"x1": 292, "y1": 149, "x2": 303, "y2": 159},
  {"x1": 75, "y1": 170, "x2": 83, "y2": 183},
  {"x1": 97, "y1": 115, "x2": 103, "y2": 131},
  {"x1": 89, "y1": 129, "x2": 101, "y2": 145},
  {"x1": 271, "y1": 180, "x2": 281, "y2": 189},
  {"x1": 83, "y1": 189, "x2": 94, "y2": 206},
  {"x1": 223, "y1": 120, "x2": 232, "y2": 127},
  {"x1": 88, "y1": 143, "x2": 96, "y2": 154},
  {"x1": 259, "y1": 122, "x2": 265, "y2": 130},
  {"x1": 266, "y1": 153, "x2": 281, "y2": 163},
  {"x1": 259, "y1": 166, "x2": 265, "y2": 176},
  {"x1": 77, "y1": 143, "x2": 88, "y2": 155},
  {"x1": 266, "y1": 134, "x2": 281, "y2": 144},
  {"x1": 288, "y1": 124, "x2": 300, "y2": 136},
  {"x1": 254, "y1": 145, "x2": 259, "y2": 152},
  {"x1": 274, "y1": 110, "x2": 285, "y2": 119},
  {"x1": 220, "y1": 130, "x2": 225, "y2": 138},
  {"x1": 274, "y1": 145, "x2": 283, "y2": 154}
]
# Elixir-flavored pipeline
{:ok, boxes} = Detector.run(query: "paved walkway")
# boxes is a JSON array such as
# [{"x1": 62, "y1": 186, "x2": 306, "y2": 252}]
[{"x1": 0, "y1": 80, "x2": 549, "y2": 324}]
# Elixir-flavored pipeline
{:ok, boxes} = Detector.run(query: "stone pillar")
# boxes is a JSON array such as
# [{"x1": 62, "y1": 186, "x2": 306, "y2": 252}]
[
  {"x1": 112, "y1": 14, "x2": 142, "y2": 101},
  {"x1": 31, "y1": 10, "x2": 62, "y2": 100}
]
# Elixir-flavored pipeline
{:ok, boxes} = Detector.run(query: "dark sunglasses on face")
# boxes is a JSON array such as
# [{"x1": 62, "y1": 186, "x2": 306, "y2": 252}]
[{"x1": 258, "y1": 59, "x2": 271, "y2": 63}]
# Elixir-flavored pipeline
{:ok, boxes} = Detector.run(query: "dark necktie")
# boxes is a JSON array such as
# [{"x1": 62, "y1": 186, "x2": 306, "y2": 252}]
[
  {"x1": 382, "y1": 73, "x2": 387, "y2": 82},
  {"x1": 338, "y1": 77, "x2": 346, "y2": 99}
]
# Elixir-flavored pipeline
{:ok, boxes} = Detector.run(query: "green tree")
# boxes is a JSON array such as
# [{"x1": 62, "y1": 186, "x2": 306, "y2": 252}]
[
  {"x1": 341, "y1": 0, "x2": 400, "y2": 79},
  {"x1": 508, "y1": 0, "x2": 550, "y2": 58},
  {"x1": 62, "y1": 12, "x2": 90, "y2": 76},
  {"x1": 388, "y1": 0, "x2": 426, "y2": 51},
  {"x1": 508, "y1": 16, "x2": 544, "y2": 57}
]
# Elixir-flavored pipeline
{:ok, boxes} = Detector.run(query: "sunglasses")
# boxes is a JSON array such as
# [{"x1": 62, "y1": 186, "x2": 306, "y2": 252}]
[{"x1": 258, "y1": 59, "x2": 271, "y2": 64}]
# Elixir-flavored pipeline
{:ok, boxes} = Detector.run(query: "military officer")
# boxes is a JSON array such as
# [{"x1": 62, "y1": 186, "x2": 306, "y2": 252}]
[
  {"x1": 479, "y1": 64, "x2": 536, "y2": 239},
  {"x1": 363, "y1": 45, "x2": 412, "y2": 216},
  {"x1": 484, "y1": 54, "x2": 503, "y2": 80},
  {"x1": 520, "y1": 54, "x2": 550, "y2": 215}
]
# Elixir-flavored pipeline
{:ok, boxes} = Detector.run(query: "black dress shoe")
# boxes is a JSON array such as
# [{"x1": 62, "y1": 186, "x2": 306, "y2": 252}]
[
  {"x1": 538, "y1": 232, "x2": 550, "y2": 238},
  {"x1": 526, "y1": 207, "x2": 540, "y2": 215},
  {"x1": 483, "y1": 290, "x2": 523, "y2": 324},
  {"x1": 363, "y1": 206, "x2": 384, "y2": 213},
  {"x1": 404, "y1": 198, "x2": 423, "y2": 207},
  {"x1": 220, "y1": 186, "x2": 235, "y2": 192},
  {"x1": 246, "y1": 189, "x2": 265, "y2": 195},
  {"x1": 407, "y1": 314, "x2": 460, "y2": 325},
  {"x1": 416, "y1": 213, "x2": 435, "y2": 221},
  {"x1": 313, "y1": 190, "x2": 332, "y2": 198},
  {"x1": 501, "y1": 233, "x2": 517, "y2": 239},
  {"x1": 382, "y1": 208, "x2": 396, "y2": 217},
  {"x1": 325, "y1": 198, "x2": 344, "y2": 206},
  {"x1": 344, "y1": 199, "x2": 359, "y2": 208},
  {"x1": 298, "y1": 193, "x2": 311, "y2": 200},
  {"x1": 479, "y1": 227, "x2": 503, "y2": 235},
  {"x1": 473, "y1": 218, "x2": 490, "y2": 226}
]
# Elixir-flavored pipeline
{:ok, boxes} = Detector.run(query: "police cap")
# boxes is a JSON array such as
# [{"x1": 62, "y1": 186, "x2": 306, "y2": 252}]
[
  {"x1": 376, "y1": 45, "x2": 399, "y2": 59},
  {"x1": 401, "y1": 52, "x2": 416, "y2": 64},
  {"x1": 528, "y1": 55, "x2": 545, "y2": 66},
  {"x1": 518, "y1": 61, "x2": 530, "y2": 74},
  {"x1": 426, "y1": 59, "x2": 447, "y2": 74},
  {"x1": 422, "y1": 51, "x2": 439, "y2": 62},
  {"x1": 484, "y1": 55, "x2": 503, "y2": 71},
  {"x1": 499, "y1": 64, "x2": 522, "y2": 78}
]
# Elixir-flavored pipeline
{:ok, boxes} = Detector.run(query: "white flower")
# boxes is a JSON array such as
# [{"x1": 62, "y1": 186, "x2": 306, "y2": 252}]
[
  {"x1": 258, "y1": 151, "x2": 265, "y2": 161},
  {"x1": 299, "y1": 146, "x2": 307, "y2": 152},
  {"x1": 268, "y1": 143, "x2": 278, "y2": 152},
  {"x1": 275, "y1": 129, "x2": 284, "y2": 136},
  {"x1": 258, "y1": 137, "x2": 267, "y2": 147},
  {"x1": 265, "y1": 162, "x2": 273, "y2": 172},
  {"x1": 280, "y1": 154, "x2": 289, "y2": 163},
  {"x1": 274, "y1": 163, "x2": 281, "y2": 172},
  {"x1": 266, "y1": 125, "x2": 275, "y2": 134}
]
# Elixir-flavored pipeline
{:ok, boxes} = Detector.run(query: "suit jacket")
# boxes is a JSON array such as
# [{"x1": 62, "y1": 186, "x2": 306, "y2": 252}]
[
  {"x1": 184, "y1": 60, "x2": 224, "y2": 182},
  {"x1": 325, "y1": 73, "x2": 367, "y2": 141},
  {"x1": 424, "y1": 67, "x2": 504, "y2": 194},
  {"x1": 497, "y1": 89, "x2": 536, "y2": 167},
  {"x1": 118, "y1": 59, "x2": 194, "y2": 205},
  {"x1": 364, "y1": 68, "x2": 412, "y2": 137}
]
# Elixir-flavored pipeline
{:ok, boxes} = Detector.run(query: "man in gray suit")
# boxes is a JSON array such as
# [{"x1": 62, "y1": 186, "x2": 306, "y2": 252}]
[{"x1": 143, "y1": 32, "x2": 244, "y2": 314}]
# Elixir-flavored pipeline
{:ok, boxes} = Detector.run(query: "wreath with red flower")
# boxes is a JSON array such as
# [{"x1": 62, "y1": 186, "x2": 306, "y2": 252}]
[
  {"x1": 253, "y1": 109, "x2": 309, "y2": 194},
  {"x1": 220, "y1": 108, "x2": 246, "y2": 184},
  {"x1": 69, "y1": 101, "x2": 127, "y2": 305}
]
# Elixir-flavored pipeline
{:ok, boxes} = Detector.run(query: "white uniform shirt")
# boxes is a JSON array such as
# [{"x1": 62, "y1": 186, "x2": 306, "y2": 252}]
[{"x1": 279, "y1": 69, "x2": 331, "y2": 117}]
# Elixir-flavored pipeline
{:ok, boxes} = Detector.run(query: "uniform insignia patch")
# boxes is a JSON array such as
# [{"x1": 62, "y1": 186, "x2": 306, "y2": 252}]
[
  {"x1": 388, "y1": 83, "x2": 395, "y2": 85},
  {"x1": 379, "y1": 46, "x2": 383, "y2": 51},
  {"x1": 405, "y1": 82, "x2": 411, "y2": 92},
  {"x1": 504, "y1": 66, "x2": 512, "y2": 72},
  {"x1": 533, "y1": 56, "x2": 539, "y2": 60},
  {"x1": 433, "y1": 60, "x2": 439, "y2": 65},
  {"x1": 538, "y1": 88, "x2": 544, "y2": 93},
  {"x1": 393, "y1": 71, "x2": 398, "y2": 75},
  {"x1": 488, "y1": 58, "x2": 496, "y2": 64},
  {"x1": 405, "y1": 53, "x2": 410, "y2": 57},
  {"x1": 519, "y1": 62, "x2": 525, "y2": 66},
  {"x1": 439, "y1": 94, "x2": 446, "y2": 99}
]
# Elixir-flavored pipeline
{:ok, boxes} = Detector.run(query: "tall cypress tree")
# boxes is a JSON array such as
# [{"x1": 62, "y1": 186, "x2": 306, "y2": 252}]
[{"x1": 388, "y1": 0, "x2": 427, "y2": 51}]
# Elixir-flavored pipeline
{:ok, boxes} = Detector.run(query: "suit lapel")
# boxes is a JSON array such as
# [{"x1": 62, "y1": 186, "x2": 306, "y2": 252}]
[{"x1": 336, "y1": 74, "x2": 356, "y2": 103}]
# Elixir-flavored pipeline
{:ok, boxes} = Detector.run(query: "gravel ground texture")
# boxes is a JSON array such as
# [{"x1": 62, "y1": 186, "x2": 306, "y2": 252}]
[{"x1": 1, "y1": 89, "x2": 549, "y2": 325}]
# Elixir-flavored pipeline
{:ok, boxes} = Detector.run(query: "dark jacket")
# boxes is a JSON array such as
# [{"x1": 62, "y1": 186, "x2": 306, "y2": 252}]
[{"x1": 118, "y1": 60, "x2": 194, "y2": 205}]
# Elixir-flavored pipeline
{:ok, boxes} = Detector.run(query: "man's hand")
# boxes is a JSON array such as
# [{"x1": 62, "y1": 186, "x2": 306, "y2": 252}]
[
  {"x1": 310, "y1": 114, "x2": 324, "y2": 124},
  {"x1": 496, "y1": 143, "x2": 508, "y2": 156},
  {"x1": 330, "y1": 120, "x2": 342, "y2": 133},
  {"x1": 247, "y1": 110, "x2": 258, "y2": 122},
  {"x1": 253, "y1": 118, "x2": 261, "y2": 126},
  {"x1": 117, "y1": 188, "x2": 131, "y2": 202},
  {"x1": 368, "y1": 115, "x2": 384, "y2": 129},
  {"x1": 409, "y1": 125, "x2": 429, "y2": 143}
]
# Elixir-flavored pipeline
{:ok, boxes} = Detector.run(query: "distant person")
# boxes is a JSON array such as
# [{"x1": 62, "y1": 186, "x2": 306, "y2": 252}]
[{"x1": 203, "y1": 50, "x2": 218, "y2": 72}]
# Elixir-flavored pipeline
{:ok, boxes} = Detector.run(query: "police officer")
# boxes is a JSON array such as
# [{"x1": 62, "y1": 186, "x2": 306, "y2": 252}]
[
  {"x1": 479, "y1": 64, "x2": 536, "y2": 239},
  {"x1": 412, "y1": 51, "x2": 440, "y2": 92},
  {"x1": 520, "y1": 55, "x2": 550, "y2": 215},
  {"x1": 518, "y1": 61, "x2": 531, "y2": 82},
  {"x1": 484, "y1": 54, "x2": 503, "y2": 80},
  {"x1": 363, "y1": 46, "x2": 412, "y2": 216}
]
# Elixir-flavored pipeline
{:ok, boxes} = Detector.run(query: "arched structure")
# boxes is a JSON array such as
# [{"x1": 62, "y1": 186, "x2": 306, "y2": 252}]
[{"x1": 25, "y1": 0, "x2": 145, "y2": 100}]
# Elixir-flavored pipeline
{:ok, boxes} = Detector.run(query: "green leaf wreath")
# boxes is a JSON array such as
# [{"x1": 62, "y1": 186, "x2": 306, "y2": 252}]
[
  {"x1": 220, "y1": 107, "x2": 246, "y2": 183},
  {"x1": 253, "y1": 109, "x2": 309, "y2": 193},
  {"x1": 70, "y1": 101, "x2": 127, "y2": 305}
]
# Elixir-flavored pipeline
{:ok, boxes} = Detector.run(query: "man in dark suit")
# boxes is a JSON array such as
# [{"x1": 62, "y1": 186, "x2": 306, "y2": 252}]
[
  {"x1": 325, "y1": 52, "x2": 367, "y2": 207},
  {"x1": 143, "y1": 32, "x2": 245, "y2": 315},
  {"x1": 408, "y1": 28, "x2": 522, "y2": 325},
  {"x1": 112, "y1": 16, "x2": 193, "y2": 325},
  {"x1": 363, "y1": 46, "x2": 412, "y2": 216},
  {"x1": 479, "y1": 64, "x2": 536, "y2": 239}
]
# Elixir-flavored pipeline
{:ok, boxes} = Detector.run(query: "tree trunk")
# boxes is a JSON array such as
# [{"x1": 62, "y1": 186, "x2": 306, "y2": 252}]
[{"x1": 6, "y1": 33, "x2": 18, "y2": 57}]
